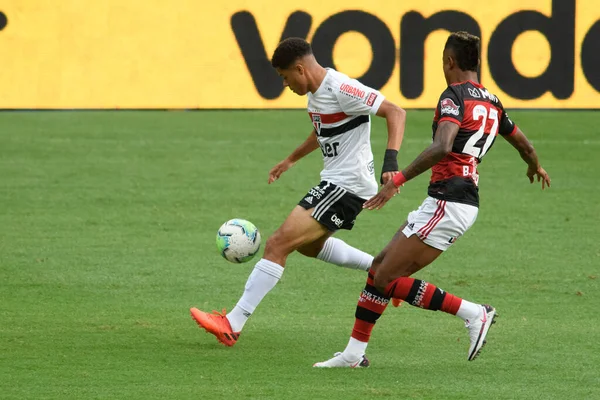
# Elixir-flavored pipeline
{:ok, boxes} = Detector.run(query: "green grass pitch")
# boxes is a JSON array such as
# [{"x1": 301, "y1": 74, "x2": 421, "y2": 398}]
[{"x1": 1, "y1": 110, "x2": 598, "y2": 399}]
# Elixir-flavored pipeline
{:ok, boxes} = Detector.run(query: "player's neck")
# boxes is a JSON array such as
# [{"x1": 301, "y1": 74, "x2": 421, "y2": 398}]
[
  {"x1": 307, "y1": 66, "x2": 328, "y2": 94},
  {"x1": 449, "y1": 72, "x2": 479, "y2": 85}
]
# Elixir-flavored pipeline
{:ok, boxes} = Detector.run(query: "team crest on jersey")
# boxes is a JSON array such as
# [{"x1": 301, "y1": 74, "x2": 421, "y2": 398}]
[
  {"x1": 312, "y1": 114, "x2": 322, "y2": 134},
  {"x1": 440, "y1": 98, "x2": 460, "y2": 116}
]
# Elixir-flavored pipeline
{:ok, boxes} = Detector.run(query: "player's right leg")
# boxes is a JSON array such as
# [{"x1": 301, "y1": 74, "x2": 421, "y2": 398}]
[
  {"x1": 296, "y1": 234, "x2": 374, "y2": 272},
  {"x1": 313, "y1": 229, "x2": 414, "y2": 368},
  {"x1": 369, "y1": 223, "x2": 408, "y2": 307},
  {"x1": 191, "y1": 205, "x2": 330, "y2": 346},
  {"x1": 296, "y1": 181, "x2": 374, "y2": 272}
]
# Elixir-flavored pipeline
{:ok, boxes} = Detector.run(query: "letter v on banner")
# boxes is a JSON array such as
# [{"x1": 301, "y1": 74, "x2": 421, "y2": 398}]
[{"x1": 230, "y1": 11, "x2": 312, "y2": 99}]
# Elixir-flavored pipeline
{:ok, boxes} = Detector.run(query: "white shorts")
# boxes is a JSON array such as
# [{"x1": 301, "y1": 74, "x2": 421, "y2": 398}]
[{"x1": 402, "y1": 197, "x2": 478, "y2": 251}]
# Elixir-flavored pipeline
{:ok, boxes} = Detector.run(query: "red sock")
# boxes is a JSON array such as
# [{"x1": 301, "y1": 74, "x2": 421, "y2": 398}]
[
  {"x1": 351, "y1": 271, "x2": 390, "y2": 342},
  {"x1": 384, "y1": 277, "x2": 462, "y2": 315}
]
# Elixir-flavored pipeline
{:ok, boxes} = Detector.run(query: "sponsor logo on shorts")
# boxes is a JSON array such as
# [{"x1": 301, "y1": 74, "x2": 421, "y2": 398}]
[
  {"x1": 448, "y1": 236, "x2": 457, "y2": 244},
  {"x1": 407, "y1": 222, "x2": 415, "y2": 231},
  {"x1": 440, "y1": 98, "x2": 460, "y2": 116},
  {"x1": 303, "y1": 196, "x2": 313, "y2": 204},
  {"x1": 331, "y1": 214, "x2": 344, "y2": 228},
  {"x1": 308, "y1": 186, "x2": 326, "y2": 199}
]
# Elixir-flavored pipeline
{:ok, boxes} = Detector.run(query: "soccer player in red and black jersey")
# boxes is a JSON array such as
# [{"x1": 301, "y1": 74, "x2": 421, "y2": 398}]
[{"x1": 314, "y1": 31, "x2": 551, "y2": 368}]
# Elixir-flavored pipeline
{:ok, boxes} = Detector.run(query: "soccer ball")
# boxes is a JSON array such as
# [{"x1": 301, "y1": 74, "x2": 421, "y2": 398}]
[{"x1": 216, "y1": 219, "x2": 261, "y2": 263}]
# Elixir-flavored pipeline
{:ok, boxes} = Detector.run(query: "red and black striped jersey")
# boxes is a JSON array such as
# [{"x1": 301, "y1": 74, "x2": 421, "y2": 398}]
[{"x1": 428, "y1": 80, "x2": 517, "y2": 207}]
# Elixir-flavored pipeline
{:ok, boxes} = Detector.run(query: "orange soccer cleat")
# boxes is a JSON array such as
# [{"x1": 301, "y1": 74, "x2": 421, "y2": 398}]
[
  {"x1": 190, "y1": 307, "x2": 240, "y2": 347},
  {"x1": 391, "y1": 298, "x2": 403, "y2": 307}
]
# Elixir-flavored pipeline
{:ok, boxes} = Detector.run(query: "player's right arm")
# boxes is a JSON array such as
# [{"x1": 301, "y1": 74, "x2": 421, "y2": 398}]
[
  {"x1": 268, "y1": 129, "x2": 319, "y2": 184},
  {"x1": 502, "y1": 127, "x2": 551, "y2": 189},
  {"x1": 363, "y1": 121, "x2": 459, "y2": 210}
]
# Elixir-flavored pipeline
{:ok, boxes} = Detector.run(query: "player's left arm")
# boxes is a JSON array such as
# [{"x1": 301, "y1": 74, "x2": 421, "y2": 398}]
[
  {"x1": 495, "y1": 105, "x2": 550, "y2": 190},
  {"x1": 375, "y1": 100, "x2": 406, "y2": 185},
  {"x1": 502, "y1": 127, "x2": 551, "y2": 189},
  {"x1": 363, "y1": 121, "x2": 459, "y2": 210}
]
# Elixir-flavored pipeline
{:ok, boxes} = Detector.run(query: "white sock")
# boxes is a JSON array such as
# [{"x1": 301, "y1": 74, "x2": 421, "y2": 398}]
[
  {"x1": 343, "y1": 337, "x2": 369, "y2": 360},
  {"x1": 456, "y1": 300, "x2": 482, "y2": 322},
  {"x1": 317, "y1": 237, "x2": 373, "y2": 271},
  {"x1": 226, "y1": 258, "x2": 284, "y2": 332}
]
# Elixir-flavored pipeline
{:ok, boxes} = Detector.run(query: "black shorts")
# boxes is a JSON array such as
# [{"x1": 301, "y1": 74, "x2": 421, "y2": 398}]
[{"x1": 298, "y1": 181, "x2": 366, "y2": 231}]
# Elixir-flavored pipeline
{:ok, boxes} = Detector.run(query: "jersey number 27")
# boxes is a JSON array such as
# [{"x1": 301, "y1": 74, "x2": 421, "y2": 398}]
[{"x1": 462, "y1": 105, "x2": 499, "y2": 159}]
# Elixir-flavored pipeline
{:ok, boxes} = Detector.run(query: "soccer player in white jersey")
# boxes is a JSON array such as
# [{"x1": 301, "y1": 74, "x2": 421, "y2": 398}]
[{"x1": 190, "y1": 37, "x2": 406, "y2": 347}]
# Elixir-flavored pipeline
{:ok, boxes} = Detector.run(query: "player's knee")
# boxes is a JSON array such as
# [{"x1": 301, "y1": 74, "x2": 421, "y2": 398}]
[
  {"x1": 369, "y1": 258, "x2": 381, "y2": 274},
  {"x1": 296, "y1": 243, "x2": 320, "y2": 258},
  {"x1": 264, "y1": 230, "x2": 293, "y2": 258},
  {"x1": 373, "y1": 272, "x2": 393, "y2": 294},
  {"x1": 373, "y1": 265, "x2": 414, "y2": 293},
  {"x1": 264, "y1": 235, "x2": 283, "y2": 254}
]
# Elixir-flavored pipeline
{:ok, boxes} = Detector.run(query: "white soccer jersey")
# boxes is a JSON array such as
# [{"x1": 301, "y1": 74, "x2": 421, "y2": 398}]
[{"x1": 307, "y1": 68, "x2": 385, "y2": 200}]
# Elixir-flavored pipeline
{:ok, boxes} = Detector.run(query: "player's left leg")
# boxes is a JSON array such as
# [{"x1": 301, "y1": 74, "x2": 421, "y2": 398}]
[
  {"x1": 374, "y1": 234, "x2": 497, "y2": 362},
  {"x1": 315, "y1": 198, "x2": 496, "y2": 366}
]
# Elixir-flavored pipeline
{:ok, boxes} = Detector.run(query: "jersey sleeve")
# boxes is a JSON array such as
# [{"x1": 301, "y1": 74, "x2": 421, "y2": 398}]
[
  {"x1": 437, "y1": 87, "x2": 464, "y2": 126},
  {"x1": 334, "y1": 78, "x2": 385, "y2": 116},
  {"x1": 498, "y1": 106, "x2": 517, "y2": 136}
]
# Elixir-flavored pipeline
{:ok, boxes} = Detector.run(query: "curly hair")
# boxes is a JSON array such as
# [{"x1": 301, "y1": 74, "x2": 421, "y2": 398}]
[
  {"x1": 271, "y1": 37, "x2": 313, "y2": 69},
  {"x1": 444, "y1": 32, "x2": 480, "y2": 72}
]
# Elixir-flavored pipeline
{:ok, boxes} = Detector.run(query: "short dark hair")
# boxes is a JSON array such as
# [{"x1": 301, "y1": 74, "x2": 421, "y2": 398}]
[
  {"x1": 271, "y1": 37, "x2": 313, "y2": 69},
  {"x1": 444, "y1": 32, "x2": 480, "y2": 72}
]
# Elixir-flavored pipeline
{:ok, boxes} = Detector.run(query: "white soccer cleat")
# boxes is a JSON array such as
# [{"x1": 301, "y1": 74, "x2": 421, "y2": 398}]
[
  {"x1": 313, "y1": 352, "x2": 370, "y2": 368},
  {"x1": 466, "y1": 304, "x2": 497, "y2": 361}
]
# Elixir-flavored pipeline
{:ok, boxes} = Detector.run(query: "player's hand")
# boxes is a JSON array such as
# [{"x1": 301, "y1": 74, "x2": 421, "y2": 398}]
[
  {"x1": 268, "y1": 159, "x2": 295, "y2": 184},
  {"x1": 363, "y1": 180, "x2": 399, "y2": 210},
  {"x1": 526, "y1": 165, "x2": 551, "y2": 190},
  {"x1": 380, "y1": 171, "x2": 398, "y2": 186}
]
